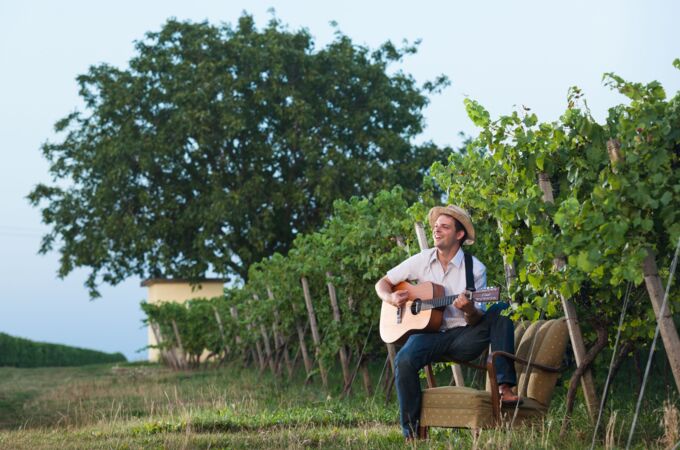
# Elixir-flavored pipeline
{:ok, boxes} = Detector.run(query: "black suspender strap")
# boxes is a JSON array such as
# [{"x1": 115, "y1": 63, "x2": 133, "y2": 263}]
[{"x1": 464, "y1": 252, "x2": 475, "y2": 292}]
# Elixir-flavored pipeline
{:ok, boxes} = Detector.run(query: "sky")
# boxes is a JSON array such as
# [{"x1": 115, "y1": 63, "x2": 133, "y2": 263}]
[{"x1": 1, "y1": 1, "x2": 679, "y2": 361}]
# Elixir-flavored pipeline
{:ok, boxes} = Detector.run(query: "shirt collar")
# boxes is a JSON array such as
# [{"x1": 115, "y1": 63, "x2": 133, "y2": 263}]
[{"x1": 429, "y1": 247, "x2": 465, "y2": 268}]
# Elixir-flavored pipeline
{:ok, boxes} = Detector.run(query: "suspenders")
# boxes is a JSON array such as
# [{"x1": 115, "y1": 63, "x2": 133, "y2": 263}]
[{"x1": 464, "y1": 252, "x2": 476, "y2": 292}]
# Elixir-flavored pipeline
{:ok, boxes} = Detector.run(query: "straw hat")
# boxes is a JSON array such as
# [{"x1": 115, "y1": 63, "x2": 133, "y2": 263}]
[{"x1": 427, "y1": 205, "x2": 476, "y2": 245}]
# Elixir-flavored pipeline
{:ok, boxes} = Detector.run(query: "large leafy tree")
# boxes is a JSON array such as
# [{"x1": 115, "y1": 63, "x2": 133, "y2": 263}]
[{"x1": 29, "y1": 15, "x2": 447, "y2": 296}]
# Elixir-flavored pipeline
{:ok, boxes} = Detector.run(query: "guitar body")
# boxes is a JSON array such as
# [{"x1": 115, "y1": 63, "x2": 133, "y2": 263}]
[{"x1": 379, "y1": 281, "x2": 446, "y2": 345}]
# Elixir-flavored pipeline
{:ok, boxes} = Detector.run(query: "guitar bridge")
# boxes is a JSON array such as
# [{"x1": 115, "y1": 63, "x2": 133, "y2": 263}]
[{"x1": 396, "y1": 306, "x2": 402, "y2": 324}]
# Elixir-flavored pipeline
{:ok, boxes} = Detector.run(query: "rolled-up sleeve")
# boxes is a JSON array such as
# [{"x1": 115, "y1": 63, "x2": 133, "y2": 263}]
[{"x1": 386, "y1": 252, "x2": 426, "y2": 285}]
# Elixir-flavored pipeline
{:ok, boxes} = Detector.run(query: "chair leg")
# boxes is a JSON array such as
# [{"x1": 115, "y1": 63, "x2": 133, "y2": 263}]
[{"x1": 417, "y1": 425, "x2": 428, "y2": 439}]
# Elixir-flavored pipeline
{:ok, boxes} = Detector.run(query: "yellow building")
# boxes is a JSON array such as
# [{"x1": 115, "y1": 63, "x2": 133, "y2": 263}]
[{"x1": 141, "y1": 278, "x2": 225, "y2": 362}]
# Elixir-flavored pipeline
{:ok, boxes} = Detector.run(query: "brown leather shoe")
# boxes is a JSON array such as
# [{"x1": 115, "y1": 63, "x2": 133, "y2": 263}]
[{"x1": 499, "y1": 383, "x2": 523, "y2": 406}]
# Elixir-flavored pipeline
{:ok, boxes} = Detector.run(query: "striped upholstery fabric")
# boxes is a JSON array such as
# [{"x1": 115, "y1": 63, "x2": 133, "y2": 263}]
[
  {"x1": 526, "y1": 318, "x2": 568, "y2": 405},
  {"x1": 516, "y1": 320, "x2": 547, "y2": 397},
  {"x1": 514, "y1": 321, "x2": 530, "y2": 351}
]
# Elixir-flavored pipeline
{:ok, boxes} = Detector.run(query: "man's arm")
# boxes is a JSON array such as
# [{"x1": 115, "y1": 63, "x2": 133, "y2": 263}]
[{"x1": 375, "y1": 276, "x2": 409, "y2": 307}]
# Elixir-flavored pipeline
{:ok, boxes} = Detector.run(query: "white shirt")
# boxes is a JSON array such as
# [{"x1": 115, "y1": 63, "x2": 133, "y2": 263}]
[{"x1": 386, "y1": 248, "x2": 487, "y2": 330}]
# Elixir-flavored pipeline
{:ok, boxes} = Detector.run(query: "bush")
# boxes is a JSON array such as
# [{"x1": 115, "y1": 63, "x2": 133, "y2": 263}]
[{"x1": 0, "y1": 333, "x2": 126, "y2": 367}]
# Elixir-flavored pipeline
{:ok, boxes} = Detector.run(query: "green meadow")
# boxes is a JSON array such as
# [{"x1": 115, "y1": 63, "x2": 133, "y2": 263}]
[{"x1": 0, "y1": 358, "x2": 677, "y2": 449}]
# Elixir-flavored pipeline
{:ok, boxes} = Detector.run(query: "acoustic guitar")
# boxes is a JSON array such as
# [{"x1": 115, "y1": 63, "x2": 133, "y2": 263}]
[{"x1": 379, "y1": 281, "x2": 501, "y2": 344}]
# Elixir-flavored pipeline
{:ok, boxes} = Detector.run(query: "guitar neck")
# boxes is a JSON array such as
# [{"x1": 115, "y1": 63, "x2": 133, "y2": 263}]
[{"x1": 419, "y1": 287, "x2": 500, "y2": 310}]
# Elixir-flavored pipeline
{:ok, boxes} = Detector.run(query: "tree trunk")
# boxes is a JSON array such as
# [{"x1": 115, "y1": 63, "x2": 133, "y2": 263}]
[
  {"x1": 360, "y1": 358, "x2": 373, "y2": 395},
  {"x1": 602, "y1": 341, "x2": 633, "y2": 409},
  {"x1": 560, "y1": 324, "x2": 608, "y2": 436}
]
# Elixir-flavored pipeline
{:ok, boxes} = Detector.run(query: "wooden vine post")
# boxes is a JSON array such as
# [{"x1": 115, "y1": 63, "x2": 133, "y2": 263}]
[
  {"x1": 267, "y1": 287, "x2": 294, "y2": 378},
  {"x1": 212, "y1": 306, "x2": 229, "y2": 361},
  {"x1": 607, "y1": 139, "x2": 680, "y2": 391},
  {"x1": 537, "y1": 172, "x2": 598, "y2": 419},
  {"x1": 496, "y1": 219, "x2": 518, "y2": 291},
  {"x1": 289, "y1": 300, "x2": 314, "y2": 382},
  {"x1": 274, "y1": 311, "x2": 293, "y2": 377},
  {"x1": 252, "y1": 294, "x2": 276, "y2": 375},
  {"x1": 150, "y1": 322, "x2": 180, "y2": 370},
  {"x1": 301, "y1": 276, "x2": 329, "y2": 388},
  {"x1": 230, "y1": 306, "x2": 250, "y2": 366},
  {"x1": 260, "y1": 324, "x2": 277, "y2": 375},
  {"x1": 414, "y1": 222, "x2": 466, "y2": 387},
  {"x1": 247, "y1": 322, "x2": 266, "y2": 372},
  {"x1": 291, "y1": 303, "x2": 314, "y2": 381},
  {"x1": 326, "y1": 273, "x2": 352, "y2": 391},
  {"x1": 170, "y1": 320, "x2": 188, "y2": 369}
]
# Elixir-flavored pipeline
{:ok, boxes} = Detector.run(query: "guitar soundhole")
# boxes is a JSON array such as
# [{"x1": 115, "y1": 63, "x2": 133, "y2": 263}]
[{"x1": 410, "y1": 299, "x2": 421, "y2": 315}]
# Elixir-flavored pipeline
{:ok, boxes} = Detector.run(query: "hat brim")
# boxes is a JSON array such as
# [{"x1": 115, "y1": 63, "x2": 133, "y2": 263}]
[{"x1": 428, "y1": 206, "x2": 476, "y2": 245}]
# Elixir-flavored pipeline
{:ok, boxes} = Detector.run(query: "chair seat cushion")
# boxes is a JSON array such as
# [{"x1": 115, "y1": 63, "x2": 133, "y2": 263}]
[{"x1": 420, "y1": 386, "x2": 548, "y2": 429}]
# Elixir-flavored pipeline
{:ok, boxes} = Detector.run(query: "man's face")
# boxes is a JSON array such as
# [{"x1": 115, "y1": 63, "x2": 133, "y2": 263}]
[{"x1": 432, "y1": 214, "x2": 463, "y2": 250}]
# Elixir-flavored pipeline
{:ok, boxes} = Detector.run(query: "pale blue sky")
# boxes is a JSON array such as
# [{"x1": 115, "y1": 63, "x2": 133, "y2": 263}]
[{"x1": 1, "y1": 1, "x2": 679, "y2": 361}]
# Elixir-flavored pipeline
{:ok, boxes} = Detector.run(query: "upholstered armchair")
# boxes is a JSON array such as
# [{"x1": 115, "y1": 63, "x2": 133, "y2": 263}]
[{"x1": 418, "y1": 318, "x2": 569, "y2": 437}]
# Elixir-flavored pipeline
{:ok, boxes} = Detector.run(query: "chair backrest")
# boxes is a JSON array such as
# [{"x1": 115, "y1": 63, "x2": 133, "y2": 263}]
[
  {"x1": 515, "y1": 318, "x2": 569, "y2": 406},
  {"x1": 527, "y1": 318, "x2": 569, "y2": 405},
  {"x1": 515, "y1": 320, "x2": 546, "y2": 395}
]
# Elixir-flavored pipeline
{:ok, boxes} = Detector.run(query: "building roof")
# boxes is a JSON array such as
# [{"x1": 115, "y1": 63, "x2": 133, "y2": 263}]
[{"x1": 140, "y1": 278, "x2": 227, "y2": 287}]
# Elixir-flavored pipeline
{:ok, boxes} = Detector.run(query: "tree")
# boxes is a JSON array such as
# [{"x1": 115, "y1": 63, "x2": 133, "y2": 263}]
[{"x1": 28, "y1": 15, "x2": 448, "y2": 296}]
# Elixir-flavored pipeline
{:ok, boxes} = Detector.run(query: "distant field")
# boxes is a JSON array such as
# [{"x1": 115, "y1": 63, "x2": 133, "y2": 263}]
[{"x1": 0, "y1": 360, "x2": 677, "y2": 449}]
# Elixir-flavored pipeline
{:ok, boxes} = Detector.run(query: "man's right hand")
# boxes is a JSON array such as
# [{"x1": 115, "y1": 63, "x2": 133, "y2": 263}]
[
  {"x1": 375, "y1": 276, "x2": 409, "y2": 307},
  {"x1": 389, "y1": 289, "x2": 409, "y2": 307}
]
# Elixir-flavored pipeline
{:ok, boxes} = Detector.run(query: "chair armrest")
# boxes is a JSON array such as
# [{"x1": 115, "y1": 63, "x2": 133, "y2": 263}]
[
  {"x1": 424, "y1": 358, "x2": 488, "y2": 388},
  {"x1": 488, "y1": 351, "x2": 562, "y2": 373}
]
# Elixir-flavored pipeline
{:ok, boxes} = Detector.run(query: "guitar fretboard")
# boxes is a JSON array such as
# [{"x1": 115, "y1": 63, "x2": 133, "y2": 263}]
[{"x1": 419, "y1": 288, "x2": 499, "y2": 310}]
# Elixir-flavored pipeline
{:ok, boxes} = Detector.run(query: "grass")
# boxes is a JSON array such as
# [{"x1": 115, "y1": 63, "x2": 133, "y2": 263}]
[{"x1": 0, "y1": 358, "x2": 677, "y2": 449}]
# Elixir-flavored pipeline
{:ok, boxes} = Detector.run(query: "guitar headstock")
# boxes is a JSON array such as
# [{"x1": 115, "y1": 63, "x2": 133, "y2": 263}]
[{"x1": 467, "y1": 287, "x2": 501, "y2": 302}]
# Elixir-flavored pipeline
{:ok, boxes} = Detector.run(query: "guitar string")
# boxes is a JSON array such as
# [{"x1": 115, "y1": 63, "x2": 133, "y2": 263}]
[{"x1": 418, "y1": 289, "x2": 499, "y2": 310}]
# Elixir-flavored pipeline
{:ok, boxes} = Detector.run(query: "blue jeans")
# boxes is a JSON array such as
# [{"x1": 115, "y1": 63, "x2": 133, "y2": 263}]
[{"x1": 394, "y1": 302, "x2": 516, "y2": 437}]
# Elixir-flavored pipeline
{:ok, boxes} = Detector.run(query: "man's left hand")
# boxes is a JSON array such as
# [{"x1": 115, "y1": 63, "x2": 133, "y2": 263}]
[{"x1": 453, "y1": 292, "x2": 476, "y2": 315}]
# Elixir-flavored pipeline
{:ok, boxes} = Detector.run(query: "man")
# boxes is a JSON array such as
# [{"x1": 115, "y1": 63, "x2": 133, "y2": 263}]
[{"x1": 374, "y1": 205, "x2": 519, "y2": 438}]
